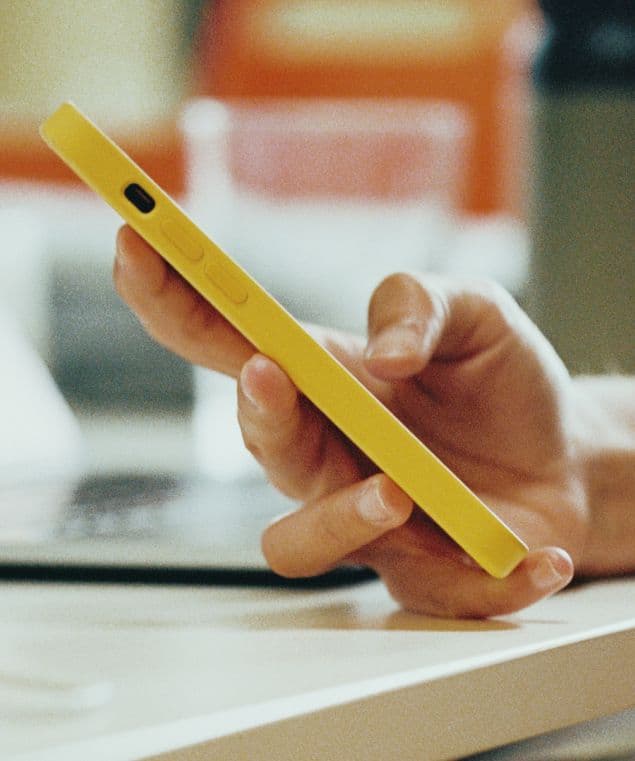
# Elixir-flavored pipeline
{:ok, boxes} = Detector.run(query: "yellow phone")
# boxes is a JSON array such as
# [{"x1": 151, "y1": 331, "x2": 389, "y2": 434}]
[{"x1": 40, "y1": 102, "x2": 528, "y2": 578}]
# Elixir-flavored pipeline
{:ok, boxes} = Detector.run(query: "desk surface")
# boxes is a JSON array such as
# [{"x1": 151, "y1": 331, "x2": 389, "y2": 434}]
[{"x1": 2, "y1": 575, "x2": 634, "y2": 761}]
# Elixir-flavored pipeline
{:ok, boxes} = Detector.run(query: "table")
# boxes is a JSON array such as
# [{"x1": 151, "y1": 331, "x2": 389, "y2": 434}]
[{"x1": 1, "y1": 575, "x2": 634, "y2": 761}]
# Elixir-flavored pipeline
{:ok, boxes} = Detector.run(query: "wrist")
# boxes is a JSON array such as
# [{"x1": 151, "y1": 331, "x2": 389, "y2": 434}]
[{"x1": 571, "y1": 376, "x2": 635, "y2": 576}]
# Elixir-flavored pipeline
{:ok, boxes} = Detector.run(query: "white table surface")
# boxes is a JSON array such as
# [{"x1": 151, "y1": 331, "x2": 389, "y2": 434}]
[{"x1": 1, "y1": 574, "x2": 634, "y2": 761}]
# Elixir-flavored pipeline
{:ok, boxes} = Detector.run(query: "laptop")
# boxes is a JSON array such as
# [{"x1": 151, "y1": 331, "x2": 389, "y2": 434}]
[{"x1": 0, "y1": 471, "x2": 375, "y2": 587}]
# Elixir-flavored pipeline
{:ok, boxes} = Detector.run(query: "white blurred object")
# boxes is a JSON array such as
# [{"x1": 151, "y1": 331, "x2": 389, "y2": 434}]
[
  {"x1": 192, "y1": 371, "x2": 262, "y2": 482},
  {"x1": 0, "y1": 206, "x2": 48, "y2": 356},
  {"x1": 0, "y1": 306, "x2": 83, "y2": 487},
  {"x1": 438, "y1": 214, "x2": 530, "y2": 294}
]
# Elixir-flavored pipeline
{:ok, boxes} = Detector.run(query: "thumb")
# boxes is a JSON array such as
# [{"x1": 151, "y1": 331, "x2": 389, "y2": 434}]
[{"x1": 364, "y1": 272, "x2": 515, "y2": 380}]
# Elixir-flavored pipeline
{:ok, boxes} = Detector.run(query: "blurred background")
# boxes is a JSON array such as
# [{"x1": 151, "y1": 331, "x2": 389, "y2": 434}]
[
  {"x1": 0, "y1": 0, "x2": 633, "y2": 485},
  {"x1": 1, "y1": 4, "x2": 634, "y2": 754}
]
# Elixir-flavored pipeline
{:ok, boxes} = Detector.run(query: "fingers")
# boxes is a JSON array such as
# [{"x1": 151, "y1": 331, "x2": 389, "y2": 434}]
[
  {"x1": 237, "y1": 354, "x2": 364, "y2": 500},
  {"x1": 264, "y1": 471, "x2": 574, "y2": 616},
  {"x1": 261, "y1": 473, "x2": 414, "y2": 577},
  {"x1": 364, "y1": 272, "x2": 515, "y2": 381},
  {"x1": 114, "y1": 225, "x2": 254, "y2": 377},
  {"x1": 115, "y1": 233, "x2": 575, "y2": 618},
  {"x1": 260, "y1": 450, "x2": 574, "y2": 617},
  {"x1": 373, "y1": 542, "x2": 574, "y2": 618}
]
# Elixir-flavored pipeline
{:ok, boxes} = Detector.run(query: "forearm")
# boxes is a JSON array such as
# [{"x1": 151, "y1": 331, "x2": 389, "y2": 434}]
[{"x1": 573, "y1": 376, "x2": 635, "y2": 576}]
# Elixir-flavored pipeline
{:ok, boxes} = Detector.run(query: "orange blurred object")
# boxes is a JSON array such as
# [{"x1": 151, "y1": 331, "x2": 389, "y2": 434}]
[
  {"x1": 0, "y1": 119, "x2": 185, "y2": 195},
  {"x1": 194, "y1": 0, "x2": 540, "y2": 216}
]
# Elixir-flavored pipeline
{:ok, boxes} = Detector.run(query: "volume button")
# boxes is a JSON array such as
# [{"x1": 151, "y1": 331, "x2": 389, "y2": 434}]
[
  {"x1": 204, "y1": 258, "x2": 248, "y2": 305},
  {"x1": 160, "y1": 219, "x2": 205, "y2": 262}
]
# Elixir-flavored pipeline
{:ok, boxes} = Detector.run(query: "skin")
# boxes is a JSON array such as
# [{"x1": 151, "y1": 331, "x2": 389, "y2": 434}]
[{"x1": 113, "y1": 225, "x2": 598, "y2": 618}]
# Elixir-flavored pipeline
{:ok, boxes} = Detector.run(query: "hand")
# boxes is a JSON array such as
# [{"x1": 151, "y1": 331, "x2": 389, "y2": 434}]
[{"x1": 114, "y1": 226, "x2": 587, "y2": 618}]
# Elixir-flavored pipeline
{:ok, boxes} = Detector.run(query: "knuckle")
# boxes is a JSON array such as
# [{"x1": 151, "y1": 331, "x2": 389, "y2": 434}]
[
  {"x1": 136, "y1": 314, "x2": 169, "y2": 348},
  {"x1": 447, "y1": 277, "x2": 518, "y2": 345},
  {"x1": 470, "y1": 277, "x2": 516, "y2": 317},
  {"x1": 240, "y1": 430, "x2": 265, "y2": 463}
]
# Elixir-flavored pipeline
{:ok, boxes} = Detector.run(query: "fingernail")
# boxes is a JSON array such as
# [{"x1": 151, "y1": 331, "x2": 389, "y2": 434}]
[
  {"x1": 240, "y1": 366, "x2": 261, "y2": 409},
  {"x1": 357, "y1": 482, "x2": 395, "y2": 525},
  {"x1": 365, "y1": 324, "x2": 420, "y2": 361},
  {"x1": 530, "y1": 550, "x2": 570, "y2": 592}
]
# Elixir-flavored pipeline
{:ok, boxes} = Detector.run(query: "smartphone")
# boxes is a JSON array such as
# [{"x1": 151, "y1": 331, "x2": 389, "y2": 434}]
[{"x1": 40, "y1": 102, "x2": 528, "y2": 578}]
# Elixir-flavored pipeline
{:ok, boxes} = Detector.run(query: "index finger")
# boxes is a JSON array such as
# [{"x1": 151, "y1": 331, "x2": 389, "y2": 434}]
[{"x1": 114, "y1": 225, "x2": 254, "y2": 377}]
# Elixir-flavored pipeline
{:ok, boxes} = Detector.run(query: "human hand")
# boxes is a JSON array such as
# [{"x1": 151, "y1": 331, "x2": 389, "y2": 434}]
[{"x1": 115, "y1": 226, "x2": 587, "y2": 617}]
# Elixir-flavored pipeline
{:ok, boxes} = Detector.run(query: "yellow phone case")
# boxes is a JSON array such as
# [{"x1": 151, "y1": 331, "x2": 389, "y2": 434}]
[{"x1": 40, "y1": 102, "x2": 528, "y2": 578}]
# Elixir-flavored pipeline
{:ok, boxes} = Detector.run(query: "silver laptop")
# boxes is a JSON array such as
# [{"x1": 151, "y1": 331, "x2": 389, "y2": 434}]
[{"x1": 0, "y1": 472, "x2": 374, "y2": 587}]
